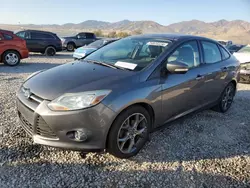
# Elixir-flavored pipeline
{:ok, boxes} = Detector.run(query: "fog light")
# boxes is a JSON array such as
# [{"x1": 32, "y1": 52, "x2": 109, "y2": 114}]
[{"x1": 66, "y1": 130, "x2": 88, "y2": 142}]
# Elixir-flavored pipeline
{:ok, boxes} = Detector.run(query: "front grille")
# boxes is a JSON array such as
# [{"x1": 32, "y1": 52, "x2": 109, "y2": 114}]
[
  {"x1": 36, "y1": 116, "x2": 57, "y2": 139},
  {"x1": 19, "y1": 113, "x2": 33, "y2": 136},
  {"x1": 21, "y1": 87, "x2": 43, "y2": 104}
]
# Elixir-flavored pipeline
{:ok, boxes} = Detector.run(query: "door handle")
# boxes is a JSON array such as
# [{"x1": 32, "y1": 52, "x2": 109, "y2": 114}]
[
  {"x1": 221, "y1": 67, "x2": 228, "y2": 72},
  {"x1": 196, "y1": 74, "x2": 204, "y2": 80}
]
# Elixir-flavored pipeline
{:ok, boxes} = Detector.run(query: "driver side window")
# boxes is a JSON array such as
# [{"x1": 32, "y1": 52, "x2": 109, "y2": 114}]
[
  {"x1": 167, "y1": 41, "x2": 200, "y2": 68},
  {"x1": 77, "y1": 33, "x2": 86, "y2": 39}
]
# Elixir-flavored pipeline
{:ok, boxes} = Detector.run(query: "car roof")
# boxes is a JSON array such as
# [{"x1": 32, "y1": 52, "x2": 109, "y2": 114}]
[
  {"x1": 0, "y1": 29, "x2": 14, "y2": 34},
  {"x1": 18, "y1": 29, "x2": 56, "y2": 35},
  {"x1": 130, "y1": 33, "x2": 217, "y2": 42},
  {"x1": 79, "y1": 32, "x2": 95, "y2": 34}
]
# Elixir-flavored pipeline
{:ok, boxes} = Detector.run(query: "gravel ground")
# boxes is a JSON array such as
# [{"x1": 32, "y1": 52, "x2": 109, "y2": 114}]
[{"x1": 0, "y1": 52, "x2": 250, "y2": 188}]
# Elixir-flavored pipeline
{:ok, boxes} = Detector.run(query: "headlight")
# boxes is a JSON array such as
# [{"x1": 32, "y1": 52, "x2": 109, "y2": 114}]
[{"x1": 48, "y1": 90, "x2": 111, "y2": 111}]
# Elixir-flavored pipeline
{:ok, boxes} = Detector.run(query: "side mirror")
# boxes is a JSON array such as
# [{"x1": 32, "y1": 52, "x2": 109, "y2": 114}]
[{"x1": 166, "y1": 61, "x2": 189, "y2": 74}]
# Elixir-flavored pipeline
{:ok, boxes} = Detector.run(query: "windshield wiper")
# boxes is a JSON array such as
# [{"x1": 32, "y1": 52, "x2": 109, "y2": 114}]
[
  {"x1": 84, "y1": 60, "x2": 132, "y2": 71},
  {"x1": 84, "y1": 60, "x2": 118, "y2": 69}
]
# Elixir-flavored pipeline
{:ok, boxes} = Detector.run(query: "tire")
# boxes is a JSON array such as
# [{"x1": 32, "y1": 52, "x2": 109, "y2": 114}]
[
  {"x1": 67, "y1": 43, "x2": 75, "y2": 52},
  {"x1": 213, "y1": 82, "x2": 236, "y2": 113},
  {"x1": 3, "y1": 50, "x2": 20, "y2": 66},
  {"x1": 107, "y1": 105, "x2": 151, "y2": 159},
  {"x1": 44, "y1": 46, "x2": 56, "y2": 56}
]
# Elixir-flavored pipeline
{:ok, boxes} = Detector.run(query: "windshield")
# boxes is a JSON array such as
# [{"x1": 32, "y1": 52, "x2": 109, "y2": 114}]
[
  {"x1": 88, "y1": 39, "x2": 106, "y2": 48},
  {"x1": 238, "y1": 46, "x2": 250, "y2": 53},
  {"x1": 85, "y1": 37, "x2": 171, "y2": 71}
]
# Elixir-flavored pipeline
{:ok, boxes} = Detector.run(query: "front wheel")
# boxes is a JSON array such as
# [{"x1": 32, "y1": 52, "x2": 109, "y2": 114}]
[
  {"x1": 3, "y1": 51, "x2": 20, "y2": 66},
  {"x1": 213, "y1": 82, "x2": 236, "y2": 113},
  {"x1": 107, "y1": 106, "x2": 151, "y2": 159}
]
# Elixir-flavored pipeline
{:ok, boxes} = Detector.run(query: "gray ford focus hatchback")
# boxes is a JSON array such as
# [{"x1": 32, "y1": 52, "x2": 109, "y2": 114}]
[{"x1": 17, "y1": 34, "x2": 240, "y2": 158}]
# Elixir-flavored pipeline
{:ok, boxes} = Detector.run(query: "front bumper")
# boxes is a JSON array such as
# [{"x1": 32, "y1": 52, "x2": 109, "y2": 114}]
[
  {"x1": 17, "y1": 89, "x2": 117, "y2": 151},
  {"x1": 20, "y1": 49, "x2": 29, "y2": 59},
  {"x1": 239, "y1": 69, "x2": 250, "y2": 83}
]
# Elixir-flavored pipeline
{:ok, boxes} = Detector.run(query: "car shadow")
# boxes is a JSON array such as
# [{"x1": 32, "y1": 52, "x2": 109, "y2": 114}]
[
  {"x1": 0, "y1": 155, "x2": 247, "y2": 187},
  {"x1": 0, "y1": 62, "x2": 61, "y2": 74}
]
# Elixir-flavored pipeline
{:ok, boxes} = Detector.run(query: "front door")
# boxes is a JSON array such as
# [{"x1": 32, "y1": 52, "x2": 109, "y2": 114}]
[{"x1": 160, "y1": 40, "x2": 206, "y2": 123}]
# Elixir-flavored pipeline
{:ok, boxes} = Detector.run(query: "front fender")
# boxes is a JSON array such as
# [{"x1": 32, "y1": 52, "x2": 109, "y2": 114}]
[{"x1": 102, "y1": 79, "x2": 163, "y2": 127}]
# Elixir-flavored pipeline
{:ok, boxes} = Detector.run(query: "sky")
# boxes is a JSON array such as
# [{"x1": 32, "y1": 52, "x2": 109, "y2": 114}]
[{"x1": 1, "y1": 0, "x2": 250, "y2": 25}]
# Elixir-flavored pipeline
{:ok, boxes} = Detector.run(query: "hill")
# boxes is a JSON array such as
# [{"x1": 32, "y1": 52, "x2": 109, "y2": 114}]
[{"x1": 1, "y1": 19, "x2": 250, "y2": 44}]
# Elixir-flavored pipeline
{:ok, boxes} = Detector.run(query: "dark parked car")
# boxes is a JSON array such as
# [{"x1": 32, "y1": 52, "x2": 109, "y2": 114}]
[
  {"x1": 228, "y1": 44, "x2": 245, "y2": 54},
  {"x1": 0, "y1": 29, "x2": 29, "y2": 66},
  {"x1": 16, "y1": 30, "x2": 62, "y2": 56},
  {"x1": 73, "y1": 38, "x2": 119, "y2": 59},
  {"x1": 61, "y1": 32, "x2": 97, "y2": 51},
  {"x1": 17, "y1": 34, "x2": 240, "y2": 159}
]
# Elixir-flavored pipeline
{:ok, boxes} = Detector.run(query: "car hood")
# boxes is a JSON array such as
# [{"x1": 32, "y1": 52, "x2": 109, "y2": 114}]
[
  {"x1": 23, "y1": 61, "x2": 137, "y2": 100},
  {"x1": 62, "y1": 36, "x2": 75, "y2": 40},
  {"x1": 234, "y1": 52, "x2": 250, "y2": 64},
  {"x1": 75, "y1": 47, "x2": 97, "y2": 53}
]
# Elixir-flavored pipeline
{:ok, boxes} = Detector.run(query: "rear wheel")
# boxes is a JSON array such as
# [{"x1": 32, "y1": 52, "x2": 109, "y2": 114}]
[
  {"x1": 44, "y1": 46, "x2": 56, "y2": 56},
  {"x1": 107, "y1": 106, "x2": 151, "y2": 158},
  {"x1": 67, "y1": 43, "x2": 75, "y2": 51},
  {"x1": 3, "y1": 51, "x2": 20, "y2": 66},
  {"x1": 213, "y1": 82, "x2": 236, "y2": 113}
]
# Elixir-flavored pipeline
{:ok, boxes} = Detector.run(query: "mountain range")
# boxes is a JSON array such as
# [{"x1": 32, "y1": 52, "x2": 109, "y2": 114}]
[{"x1": 1, "y1": 19, "x2": 250, "y2": 44}]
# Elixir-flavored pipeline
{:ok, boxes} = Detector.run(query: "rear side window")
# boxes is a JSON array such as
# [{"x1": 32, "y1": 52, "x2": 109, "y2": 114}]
[
  {"x1": 3, "y1": 34, "x2": 13, "y2": 40},
  {"x1": 219, "y1": 46, "x2": 230, "y2": 60},
  {"x1": 86, "y1": 33, "x2": 95, "y2": 39},
  {"x1": 202, "y1": 41, "x2": 222, "y2": 64},
  {"x1": 31, "y1": 32, "x2": 55, "y2": 39}
]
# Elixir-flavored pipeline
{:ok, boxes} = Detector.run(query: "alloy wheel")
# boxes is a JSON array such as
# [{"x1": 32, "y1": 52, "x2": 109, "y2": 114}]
[
  {"x1": 117, "y1": 113, "x2": 148, "y2": 154},
  {"x1": 221, "y1": 85, "x2": 234, "y2": 111}
]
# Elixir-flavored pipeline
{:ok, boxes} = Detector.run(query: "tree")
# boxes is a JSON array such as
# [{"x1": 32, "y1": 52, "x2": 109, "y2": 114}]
[
  {"x1": 94, "y1": 30, "x2": 103, "y2": 37},
  {"x1": 132, "y1": 29, "x2": 142, "y2": 35},
  {"x1": 116, "y1": 31, "x2": 130, "y2": 38},
  {"x1": 107, "y1": 31, "x2": 117, "y2": 38}
]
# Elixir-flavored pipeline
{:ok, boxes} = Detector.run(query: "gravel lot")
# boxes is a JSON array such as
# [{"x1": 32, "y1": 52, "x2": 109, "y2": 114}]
[{"x1": 0, "y1": 52, "x2": 250, "y2": 187}]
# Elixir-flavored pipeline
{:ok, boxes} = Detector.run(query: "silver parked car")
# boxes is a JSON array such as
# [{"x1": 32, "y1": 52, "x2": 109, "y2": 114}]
[
  {"x1": 73, "y1": 38, "x2": 119, "y2": 59},
  {"x1": 17, "y1": 34, "x2": 240, "y2": 158}
]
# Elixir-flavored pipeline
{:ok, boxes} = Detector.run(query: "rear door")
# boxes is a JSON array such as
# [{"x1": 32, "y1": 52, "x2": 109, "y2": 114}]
[
  {"x1": 29, "y1": 32, "x2": 47, "y2": 52},
  {"x1": 198, "y1": 40, "x2": 226, "y2": 104}
]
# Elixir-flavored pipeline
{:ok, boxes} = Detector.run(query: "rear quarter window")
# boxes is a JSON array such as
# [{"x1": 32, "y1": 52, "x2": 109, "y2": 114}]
[{"x1": 219, "y1": 46, "x2": 230, "y2": 60}]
